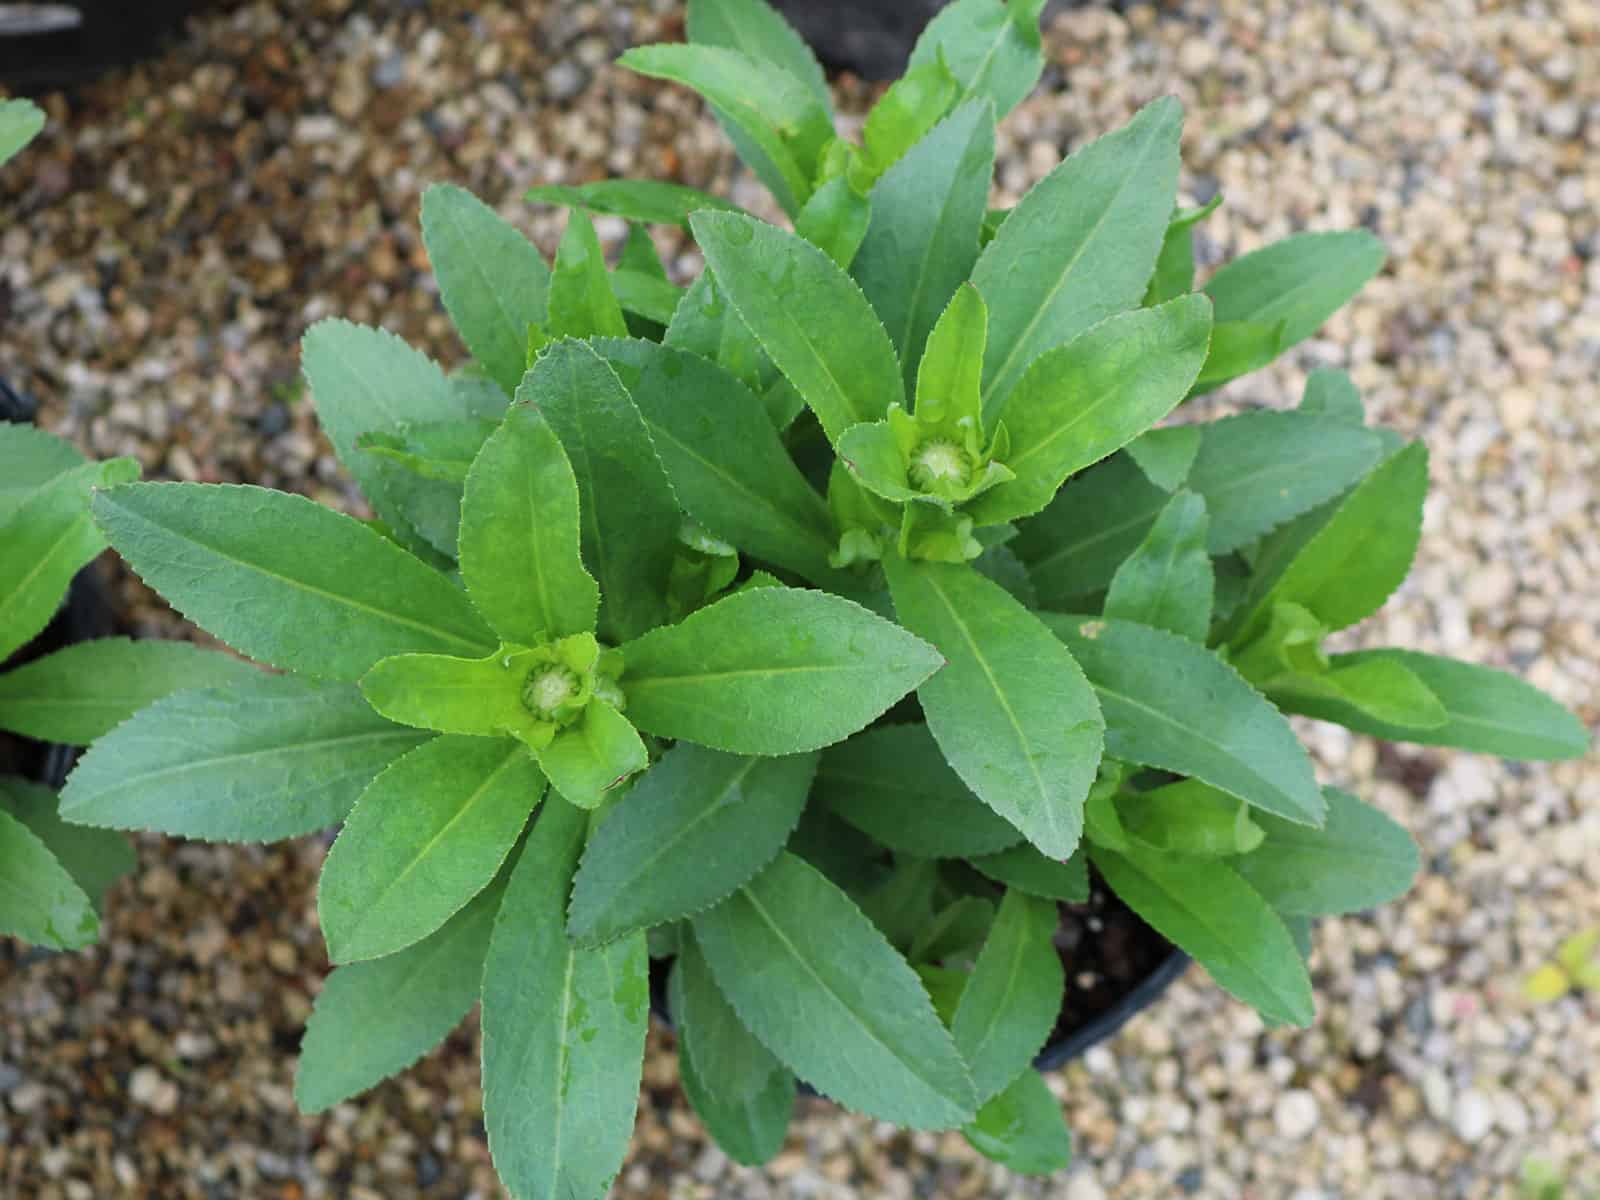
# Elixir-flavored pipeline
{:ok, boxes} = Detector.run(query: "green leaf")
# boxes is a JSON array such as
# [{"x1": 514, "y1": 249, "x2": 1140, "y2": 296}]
[
  {"x1": 1235, "y1": 442, "x2": 1428, "y2": 639},
  {"x1": 459, "y1": 385, "x2": 599, "y2": 646},
  {"x1": 971, "y1": 296, "x2": 1213, "y2": 522},
  {"x1": 532, "y1": 341, "x2": 680, "y2": 643},
  {"x1": 858, "y1": 857, "x2": 940, "y2": 951},
  {"x1": 859, "y1": 62, "x2": 961, "y2": 179},
  {"x1": 855, "y1": 101, "x2": 996, "y2": 393},
  {"x1": 1013, "y1": 453, "x2": 1170, "y2": 606},
  {"x1": 916, "y1": 282, "x2": 988, "y2": 428},
  {"x1": 300, "y1": 319, "x2": 473, "y2": 548},
  {"x1": 908, "y1": 0, "x2": 1047, "y2": 118},
  {"x1": 670, "y1": 934, "x2": 795, "y2": 1166},
  {"x1": 837, "y1": 419, "x2": 918, "y2": 504},
  {"x1": 1124, "y1": 425, "x2": 1201, "y2": 492},
  {"x1": 1092, "y1": 841, "x2": 1313, "y2": 1026},
  {"x1": 610, "y1": 267, "x2": 685, "y2": 326},
  {"x1": 1103, "y1": 490, "x2": 1213, "y2": 641},
  {"x1": 1203, "y1": 230, "x2": 1386, "y2": 350},
  {"x1": 969, "y1": 846, "x2": 1088, "y2": 903},
  {"x1": 482, "y1": 797, "x2": 649, "y2": 1200},
  {"x1": 357, "y1": 418, "x2": 496, "y2": 485},
  {"x1": 0, "y1": 805, "x2": 98, "y2": 950},
  {"x1": 359, "y1": 649, "x2": 543, "y2": 742},
  {"x1": 1282, "y1": 649, "x2": 1590, "y2": 760},
  {"x1": 1043, "y1": 615, "x2": 1325, "y2": 826},
  {"x1": 973, "y1": 97, "x2": 1183, "y2": 417},
  {"x1": 621, "y1": 587, "x2": 942, "y2": 755},
  {"x1": 818, "y1": 724, "x2": 1023, "y2": 859},
  {"x1": 525, "y1": 179, "x2": 743, "y2": 228},
  {"x1": 664, "y1": 271, "x2": 777, "y2": 394},
  {"x1": 884, "y1": 558, "x2": 1103, "y2": 860},
  {"x1": 619, "y1": 44, "x2": 828, "y2": 215},
  {"x1": 0, "y1": 639, "x2": 260, "y2": 745},
  {"x1": 1233, "y1": 787, "x2": 1418, "y2": 917},
  {"x1": 691, "y1": 211, "x2": 904, "y2": 448},
  {"x1": 0, "y1": 423, "x2": 85, "y2": 525},
  {"x1": 1186, "y1": 410, "x2": 1383, "y2": 553},
  {"x1": 963, "y1": 1069, "x2": 1073, "y2": 1175},
  {"x1": 686, "y1": 0, "x2": 832, "y2": 115},
  {"x1": 1300, "y1": 367, "x2": 1365, "y2": 422},
  {"x1": 568, "y1": 744, "x2": 816, "y2": 945},
  {"x1": 693, "y1": 852, "x2": 977, "y2": 1127},
  {"x1": 546, "y1": 209, "x2": 629, "y2": 339},
  {"x1": 1118, "y1": 779, "x2": 1264, "y2": 857},
  {"x1": 295, "y1": 861, "x2": 509, "y2": 1112},
  {"x1": 1142, "y1": 195, "x2": 1221, "y2": 307},
  {"x1": 318, "y1": 735, "x2": 543, "y2": 963},
  {"x1": 421, "y1": 183, "x2": 550, "y2": 395},
  {"x1": 794, "y1": 175, "x2": 871, "y2": 269},
  {"x1": 60, "y1": 673, "x2": 428, "y2": 842},
  {"x1": 911, "y1": 896, "x2": 997, "y2": 963},
  {"x1": 0, "y1": 98, "x2": 46, "y2": 167},
  {"x1": 0, "y1": 457, "x2": 138, "y2": 661},
  {"x1": 91, "y1": 482, "x2": 495, "y2": 681},
  {"x1": 1188, "y1": 319, "x2": 1285, "y2": 393},
  {"x1": 953, "y1": 888, "x2": 1065, "y2": 1103},
  {"x1": 593, "y1": 339, "x2": 844, "y2": 588},
  {"x1": 0, "y1": 776, "x2": 134, "y2": 916},
  {"x1": 1266, "y1": 655, "x2": 1448, "y2": 729},
  {"x1": 536, "y1": 700, "x2": 648, "y2": 809}
]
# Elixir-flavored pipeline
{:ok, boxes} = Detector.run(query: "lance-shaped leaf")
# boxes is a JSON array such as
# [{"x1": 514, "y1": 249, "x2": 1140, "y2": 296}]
[
  {"x1": 908, "y1": 0, "x2": 1047, "y2": 119},
  {"x1": 482, "y1": 797, "x2": 649, "y2": 1200},
  {"x1": 855, "y1": 101, "x2": 995, "y2": 391},
  {"x1": 1300, "y1": 367, "x2": 1365, "y2": 422},
  {"x1": 545, "y1": 209, "x2": 629, "y2": 340},
  {"x1": 972, "y1": 97, "x2": 1183, "y2": 416},
  {"x1": 971, "y1": 296, "x2": 1212, "y2": 522},
  {"x1": 611, "y1": 268, "x2": 684, "y2": 326},
  {"x1": 0, "y1": 805, "x2": 98, "y2": 950},
  {"x1": 525, "y1": 179, "x2": 743, "y2": 228},
  {"x1": 1265, "y1": 655, "x2": 1448, "y2": 730},
  {"x1": 300, "y1": 320, "x2": 473, "y2": 548},
  {"x1": 1283, "y1": 649, "x2": 1589, "y2": 761},
  {"x1": 532, "y1": 340, "x2": 680, "y2": 643},
  {"x1": 963, "y1": 1069, "x2": 1073, "y2": 1175},
  {"x1": 694, "y1": 852, "x2": 977, "y2": 1127},
  {"x1": 1093, "y1": 840, "x2": 1314, "y2": 1026},
  {"x1": 687, "y1": 0, "x2": 831, "y2": 113},
  {"x1": 59, "y1": 673, "x2": 429, "y2": 842},
  {"x1": 360, "y1": 649, "x2": 542, "y2": 742},
  {"x1": 1013, "y1": 453, "x2": 1170, "y2": 607},
  {"x1": 916, "y1": 282, "x2": 988, "y2": 425},
  {"x1": 1188, "y1": 318, "x2": 1285, "y2": 394},
  {"x1": 0, "y1": 97, "x2": 46, "y2": 167},
  {"x1": 1186, "y1": 410, "x2": 1383, "y2": 553},
  {"x1": 670, "y1": 933, "x2": 794, "y2": 1165},
  {"x1": 953, "y1": 888, "x2": 1064, "y2": 1103},
  {"x1": 459, "y1": 392, "x2": 599, "y2": 647},
  {"x1": 0, "y1": 639, "x2": 259, "y2": 745},
  {"x1": 318, "y1": 735, "x2": 543, "y2": 963},
  {"x1": 1203, "y1": 229, "x2": 1386, "y2": 352},
  {"x1": 1125, "y1": 425, "x2": 1201, "y2": 492},
  {"x1": 885, "y1": 558, "x2": 1103, "y2": 860},
  {"x1": 1143, "y1": 195, "x2": 1222, "y2": 306},
  {"x1": 93, "y1": 482, "x2": 494, "y2": 680},
  {"x1": 1, "y1": 777, "x2": 134, "y2": 918},
  {"x1": 819, "y1": 723, "x2": 1023, "y2": 859},
  {"x1": 1232, "y1": 788, "x2": 1418, "y2": 917},
  {"x1": 296, "y1": 861, "x2": 510, "y2": 1113},
  {"x1": 0, "y1": 457, "x2": 137, "y2": 661},
  {"x1": 968, "y1": 846, "x2": 1088, "y2": 903},
  {"x1": 594, "y1": 339, "x2": 844, "y2": 588},
  {"x1": 1103, "y1": 490, "x2": 1213, "y2": 641},
  {"x1": 794, "y1": 175, "x2": 871, "y2": 268},
  {"x1": 692, "y1": 211, "x2": 904, "y2": 447},
  {"x1": 858, "y1": 61, "x2": 961, "y2": 181},
  {"x1": 664, "y1": 271, "x2": 777, "y2": 394},
  {"x1": 1117, "y1": 779, "x2": 1264, "y2": 857},
  {"x1": 620, "y1": 45, "x2": 828, "y2": 215},
  {"x1": 0, "y1": 423, "x2": 85, "y2": 524},
  {"x1": 1043, "y1": 615, "x2": 1324, "y2": 826},
  {"x1": 536, "y1": 700, "x2": 648, "y2": 810},
  {"x1": 1234, "y1": 442, "x2": 1428, "y2": 641},
  {"x1": 621, "y1": 587, "x2": 942, "y2": 755},
  {"x1": 568, "y1": 744, "x2": 816, "y2": 944},
  {"x1": 421, "y1": 183, "x2": 550, "y2": 395},
  {"x1": 357, "y1": 418, "x2": 497, "y2": 485}
]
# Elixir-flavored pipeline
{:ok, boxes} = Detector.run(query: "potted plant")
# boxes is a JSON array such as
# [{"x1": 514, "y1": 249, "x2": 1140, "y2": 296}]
[
  {"x1": 0, "y1": 99, "x2": 261, "y2": 955},
  {"x1": 60, "y1": 0, "x2": 1587, "y2": 1193}
]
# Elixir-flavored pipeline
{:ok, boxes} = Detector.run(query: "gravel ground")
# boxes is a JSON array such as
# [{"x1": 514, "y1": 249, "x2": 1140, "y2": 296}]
[{"x1": 3, "y1": 1, "x2": 1597, "y2": 1197}]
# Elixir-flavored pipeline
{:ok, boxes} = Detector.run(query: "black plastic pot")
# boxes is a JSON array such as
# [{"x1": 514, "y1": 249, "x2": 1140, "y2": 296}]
[{"x1": 0, "y1": 1, "x2": 218, "y2": 92}]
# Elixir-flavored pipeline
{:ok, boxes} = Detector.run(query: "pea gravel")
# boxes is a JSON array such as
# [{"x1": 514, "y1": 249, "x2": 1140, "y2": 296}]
[{"x1": 2, "y1": 2, "x2": 1596, "y2": 1197}]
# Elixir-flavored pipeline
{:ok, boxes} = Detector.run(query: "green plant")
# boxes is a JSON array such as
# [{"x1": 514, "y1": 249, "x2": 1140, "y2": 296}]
[
  {"x1": 0, "y1": 101, "x2": 257, "y2": 950},
  {"x1": 59, "y1": 0, "x2": 1589, "y2": 1193},
  {"x1": 1524, "y1": 927, "x2": 1600, "y2": 1003}
]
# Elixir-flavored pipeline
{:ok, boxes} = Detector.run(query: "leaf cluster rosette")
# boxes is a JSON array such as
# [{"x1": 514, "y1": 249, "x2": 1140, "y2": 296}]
[{"x1": 51, "y1": 3, "x2": 1589, "y2": 1194}]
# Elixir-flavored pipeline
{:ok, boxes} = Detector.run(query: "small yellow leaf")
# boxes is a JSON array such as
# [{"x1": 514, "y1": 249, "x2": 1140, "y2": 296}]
[{"x1": 1522, "y1": 963, "x2": 1572, "y2": 1005}]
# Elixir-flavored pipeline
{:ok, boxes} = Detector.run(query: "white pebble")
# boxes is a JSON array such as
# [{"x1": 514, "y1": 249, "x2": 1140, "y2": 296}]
[
  {"x1": 1274, "y1": 1090, "x2": 1320, "y2": 1140},
  {"x1": 1454, "y1": 1090, "x2": 1495, "y2": 1143}
]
